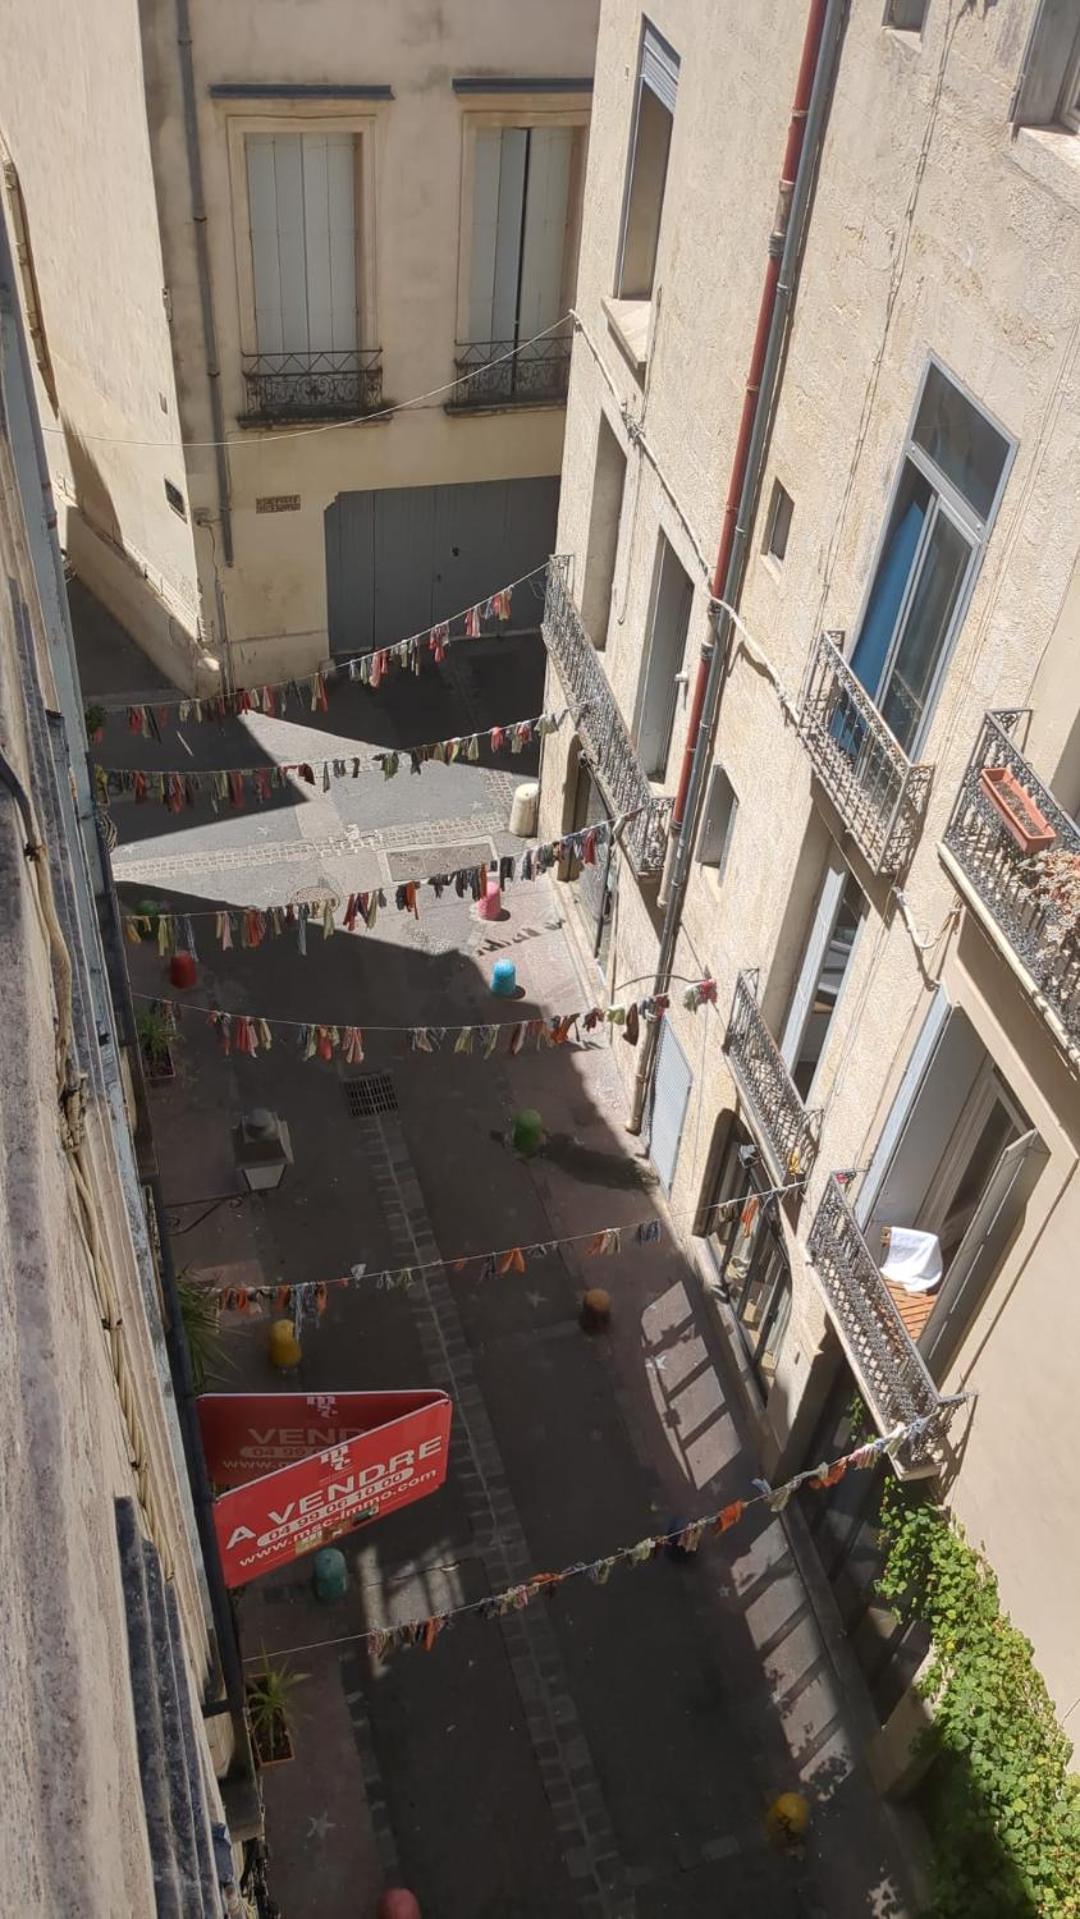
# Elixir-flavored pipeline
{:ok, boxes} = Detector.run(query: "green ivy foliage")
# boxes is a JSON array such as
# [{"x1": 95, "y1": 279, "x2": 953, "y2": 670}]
[{"x1": 877, "y1": 1483, "x2": 1080, "y2": 1918}]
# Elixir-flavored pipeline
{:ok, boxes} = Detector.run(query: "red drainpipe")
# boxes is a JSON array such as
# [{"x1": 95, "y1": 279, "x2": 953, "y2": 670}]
[{"x1": 671, "y1": 0, "x2": 829, "y2": 831}]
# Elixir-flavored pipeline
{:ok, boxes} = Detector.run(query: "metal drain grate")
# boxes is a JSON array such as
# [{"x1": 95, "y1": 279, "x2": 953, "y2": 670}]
[{"x1": 343, "y1": 1072, "x2": 398, "y2": 1118}]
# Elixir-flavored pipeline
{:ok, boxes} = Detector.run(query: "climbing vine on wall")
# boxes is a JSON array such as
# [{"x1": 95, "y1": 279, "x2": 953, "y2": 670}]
[{"x1": 876, "y1": 1483, "x2": 1080, "y2": 1918}]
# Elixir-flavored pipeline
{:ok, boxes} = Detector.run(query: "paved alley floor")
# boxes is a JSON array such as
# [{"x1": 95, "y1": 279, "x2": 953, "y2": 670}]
[{"x1": 78, "y1": 584, "x2": 918, "y2": 1919}]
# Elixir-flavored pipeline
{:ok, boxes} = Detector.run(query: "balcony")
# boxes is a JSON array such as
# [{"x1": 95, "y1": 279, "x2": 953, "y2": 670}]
[
  {"x1": 725, "y1": 970, "x2": 820, "y2": 1186},
  {"x1": 942, "y1": 710, "x2": 1080, "y2": 1058},
  {"x1": 239, "y1": 349, "x2": 383, "y2": 425},
  {"x1": 799, "y1": 631, "x2": 934, "y2": 877},
  {"x1": 448, "y1": 332, "x2": 572, "y2": 411},
  {"x1": 541, "y1": 556, "x2": 670, "y2": 877},
  {"x1": 807, "y1": 1177, "x2": 944, "y2": 1476}
]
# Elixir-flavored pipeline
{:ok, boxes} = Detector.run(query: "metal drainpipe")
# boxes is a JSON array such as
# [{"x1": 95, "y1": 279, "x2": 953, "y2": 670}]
[
  {"x1": 629, "y1": 0, "x2": 846, "y2": 1133},
  {"x1": 174, "y1": 0, "x2": 233, "y2": 576}
]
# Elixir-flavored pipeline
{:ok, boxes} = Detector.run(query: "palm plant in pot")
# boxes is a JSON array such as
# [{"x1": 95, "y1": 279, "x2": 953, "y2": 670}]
[
  {"x1": 83, "y1": 703, "x2": 107, "y2": 745},
  {"x1": 246, "y1": 1655, "x2": 308, "y2": 1767},
  {"x1": 136, "y1": 1005, "x2": 176, "y2": 1081}
]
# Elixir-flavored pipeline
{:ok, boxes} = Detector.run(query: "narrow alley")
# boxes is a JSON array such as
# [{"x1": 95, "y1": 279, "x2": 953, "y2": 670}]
[{"x1": 81, "y1": 585, "x2": 916, "y2": 1919}]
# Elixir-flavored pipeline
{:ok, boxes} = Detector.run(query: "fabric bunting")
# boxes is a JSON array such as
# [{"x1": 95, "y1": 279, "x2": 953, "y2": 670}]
[
  {"x1": 205, "y1": 1220, "x2": 643, "y2": 1309},
  {"x1": 130, "y1": 978, "x2": 712, "y2": 1064},
  {"x1": 244, "y1": 1411, "x2": 957, "y2": 1667},
  {"x1": 96, "y1": 709, "x2": 565, "y2": 813},
  {"x1": 97, "y1": 574, "x2": 531, "y2": 729}
]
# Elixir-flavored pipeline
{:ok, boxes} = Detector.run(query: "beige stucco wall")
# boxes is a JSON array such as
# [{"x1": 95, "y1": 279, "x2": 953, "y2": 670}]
[
  {"x1": 0, "y1": 0, "x2": 218, "y2": 688},
  {"x1": 136, "y1": 0, "x2": 599, "y2": 684},
  {"x1": 541, "y1": 0, "x2": 1080, "y2": 1729},
  {"x1": 0, "y1": 391, "x2": 224, "y2": 1903}
]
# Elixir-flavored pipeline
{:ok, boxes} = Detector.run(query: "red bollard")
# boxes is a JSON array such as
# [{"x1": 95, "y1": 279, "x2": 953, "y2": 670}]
[
  {"x1": 169, "y1": 950, "x2": 197, "y2": 990},
  {"x1": 377, "y1": 1893, "x2": 421, "y2": 1919}
]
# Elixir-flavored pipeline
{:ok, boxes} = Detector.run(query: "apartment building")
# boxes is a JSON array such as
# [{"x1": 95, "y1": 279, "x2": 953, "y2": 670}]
[
  {"x1": 0, "y1": 0, "x2": 598, "y2": 689},
  {"x1": 539, "y1": 0, "x2": 1080, "y2": 1744},
  {"x1": 0, "y1": 197, "x2": 244, "y2": 1910}
]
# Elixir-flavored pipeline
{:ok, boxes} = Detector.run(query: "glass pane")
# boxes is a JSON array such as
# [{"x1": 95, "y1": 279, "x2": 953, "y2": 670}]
[
  {"x1": 737, "y1": 1240, "x2": 782, "y2": 1344},
  {"x1": 756, "y1": 1270, "x2": 792, "y2": 1385},
  {"x1": 793, "y1": 877, "x2": 862, "y2": 1099},
  {"x1": 879, "y1": 508, "x2": 971, "y2": 752},
  {"x1": 912, "y1": 364, "x2": 1010, "y2": 521}
]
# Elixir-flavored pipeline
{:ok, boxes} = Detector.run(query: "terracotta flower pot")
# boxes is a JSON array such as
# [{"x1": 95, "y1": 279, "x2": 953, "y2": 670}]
[{"x1": 979, "y1": 766, "x2": 1056, "y2": 855}]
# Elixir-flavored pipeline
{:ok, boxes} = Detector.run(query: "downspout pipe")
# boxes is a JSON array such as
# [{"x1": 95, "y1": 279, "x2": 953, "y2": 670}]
[
  {"x1": 630, "y1": 0, "x2": 844, "y2": 1132},
  {"x1": 174, "y1": 0, "x2": 233, "y2": 582}
]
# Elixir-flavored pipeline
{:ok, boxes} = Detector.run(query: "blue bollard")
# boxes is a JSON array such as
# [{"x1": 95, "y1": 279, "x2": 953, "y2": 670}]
[
  {"x1": 312, "y1": 1547, "x2": 348, "y2": 1602},
  {"x1": 491, "y1": 958, "x2": 517, "y2": 997}
]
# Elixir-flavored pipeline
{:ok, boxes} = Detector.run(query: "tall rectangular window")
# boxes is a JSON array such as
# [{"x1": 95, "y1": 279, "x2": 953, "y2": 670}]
[
  {"x1": 246, "y1": 132, "x2": 359, "y2": 357},
  {"x1": 847, "y1": 359, "x2": 1012, "y2": 755},
  {"x1": 581, "y1": 414, "x2": 627, "y2": 647},
  {"x1": 468, "y1": 127, "x2": 574, "y2": 347},
  {"x1": 780, "y1": 854, "x2": 864, "y2": 1101},
  {"x1": 635, "y1": 531, "x2": 693, "y2": 780},
  {"x1": 697, "y1": 765, "x2": 738, "y2": 876},
  {"x1": 616, "y1": 22, "x2": 679, "y2": 301}
]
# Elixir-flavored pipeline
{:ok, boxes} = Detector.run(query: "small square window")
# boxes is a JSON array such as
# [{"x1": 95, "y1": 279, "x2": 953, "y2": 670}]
[
  {"x1": 164, "y1": 479, "x2": 186, "y2": 520},
  {"x1": 698, "y1": 765, "x2": 738, "y2": 877},
  {"x1": 762, "y1": 480, "x2": 794, "y2": 565},
  {"x1": 884, "y1": 0, "x2": 928, "y2": 32}
]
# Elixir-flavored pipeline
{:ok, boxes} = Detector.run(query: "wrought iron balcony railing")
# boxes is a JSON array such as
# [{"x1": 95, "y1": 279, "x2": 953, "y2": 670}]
[
  {"x1": 942, "y1": 710, "x2": 1080, "y2": 1054},
  {"x1": 799, "y1": 631, "x2": 934, "y2": 877},
  {"x1": 807, "y1": 1176, "x2": 942, "y2": 1473},
  {"x1": 449, "y1": 331, "x2": 572, "y2": 410},
  {"x1": 541, "y1": 557, "x2": 670, "y2": 877},
  {"x1": 240, "y1": 349, "x2": 383, "y2": 424},
  {"x1": 725, "y1": 970, "x2": 821, "y2": 1185}
]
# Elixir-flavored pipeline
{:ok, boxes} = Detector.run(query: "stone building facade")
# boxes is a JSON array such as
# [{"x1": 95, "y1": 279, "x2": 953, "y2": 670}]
[
  {"x1": 0, "y1": 198, "x2": 240, "y2": 1910},
  {"x1": 0, "y1": 0, "x2": 599, "y2": 688},
  {"x1": 538, "y1": 0, "x2": 1080, "y2": 1741}
]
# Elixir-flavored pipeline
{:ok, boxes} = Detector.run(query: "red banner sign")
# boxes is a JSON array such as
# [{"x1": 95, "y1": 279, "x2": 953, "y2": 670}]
[{"x1": 197, "y1": 1391, "x2": 452, "y2": 1587}]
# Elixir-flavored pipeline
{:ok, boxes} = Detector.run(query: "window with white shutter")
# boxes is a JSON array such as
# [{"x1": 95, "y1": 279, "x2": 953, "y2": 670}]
[
  {"x1": 242, "y1": 131, "x2": 378, "y2": 422},
  {"x1": 457, "y1": 124, "x2": 576, "y2": 406}
]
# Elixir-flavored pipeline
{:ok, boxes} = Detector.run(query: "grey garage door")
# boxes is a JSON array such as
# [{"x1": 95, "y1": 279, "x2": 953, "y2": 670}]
[
  {"x1": 324, "y1": 476, "x2": 559, "y2": 656},
  {"x1": 648, "y1": 1018, "x2": 693, "y2": 1195}
]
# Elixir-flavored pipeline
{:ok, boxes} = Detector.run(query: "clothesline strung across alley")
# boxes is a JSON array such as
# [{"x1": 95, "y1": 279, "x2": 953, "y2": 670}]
[
  {"x1": 122, "y1": 811, "x2": 638, "y2": 955},
  {"x1": 241, "y1": 1409, "x2": 957, "y2": 1664},
  {"x1": 133, "y1": 977, "x2": 719, "y2": 1065},
  {"x1": 193, "y1": 1175, "x2": 810, "y2": 1321},
  {"x1": 94, "y1": 566, "x2": 545, "y2": 723},
  {"x1": 95, "y1": 709, "x2": 565, "y2": 813}
]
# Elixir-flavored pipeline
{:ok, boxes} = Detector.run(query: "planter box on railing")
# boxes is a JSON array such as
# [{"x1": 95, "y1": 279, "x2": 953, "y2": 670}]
[{"x1": 978, "y1": 766, "x2": 1057, "y2": 854}]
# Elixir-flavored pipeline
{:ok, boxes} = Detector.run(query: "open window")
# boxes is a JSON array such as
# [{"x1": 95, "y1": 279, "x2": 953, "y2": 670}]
[
  {"x1": 779, "y1": 852, "x2": 864, "y2": 1101},
  {"x1": 634, "y1": 530, "x2": 693, "y2": 780},
  {"x1": 858, "y1": 998, "x2": 1048, "y2": 1378},
  {"x1": 1012, "y1": 2, "x2": 1080, "y2": 130},
  {"x1": 701, "y1": 1124, "x2": 793, "y2": 1393},
  {"x1": 847, "y1": 359, "x2": 1013, "y2": 756},
  {"x1": 580, "y1": 413, "x2": 627, "y2": 645},
  {"x1": 606, "y1": 21, "x2": 678, "y2": 379}
]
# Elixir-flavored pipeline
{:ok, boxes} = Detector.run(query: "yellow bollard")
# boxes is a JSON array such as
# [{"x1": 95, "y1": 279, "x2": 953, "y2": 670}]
[
  {"x1": 765, "y1": 1792, "x2": 810, "y2": 1848},
  {"x1": 269, "y1": 1317, "x2": 302, "y2": 1371}
]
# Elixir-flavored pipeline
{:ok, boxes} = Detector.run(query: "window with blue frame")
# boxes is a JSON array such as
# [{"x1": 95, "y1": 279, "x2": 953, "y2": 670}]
[{"x1": 848, "y1": 360, "x2": 1013, "y2": 756}]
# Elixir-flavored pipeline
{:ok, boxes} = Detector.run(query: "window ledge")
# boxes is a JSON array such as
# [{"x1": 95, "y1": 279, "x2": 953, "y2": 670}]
[
  {"x1": 1009, "y1": 124, "x2": 1080, "y2": 206},
  {"x1": 602, "y1": 297, "x2": 650, "y2": 382}
]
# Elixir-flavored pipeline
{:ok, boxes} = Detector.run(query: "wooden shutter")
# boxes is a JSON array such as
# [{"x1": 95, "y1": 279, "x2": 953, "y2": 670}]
[
  {"x1": 247, "y1": 132, "x2": 356, "y2": 355},
  {"x1": 517, "y1": 127, "x2": 573, "y2": 338},
  {"x1": 920, "y1": 1129, "x2": 1048, "y2": 1376}
]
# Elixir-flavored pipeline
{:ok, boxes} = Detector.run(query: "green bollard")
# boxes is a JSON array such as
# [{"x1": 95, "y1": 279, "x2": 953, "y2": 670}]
[
  {"x1": 312, "y1": 1547, "x2": 348, "y2": 1602},
  {"x1": 512, "y1": 1108, "x2": 543, "y2": 1156}
]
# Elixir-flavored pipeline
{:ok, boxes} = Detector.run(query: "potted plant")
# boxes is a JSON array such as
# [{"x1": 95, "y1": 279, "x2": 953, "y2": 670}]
[
  {"x1": 84, "y1": 703, "x2": 107, "y2": 745},
  {"x1": 1026, "y1": 845, "x2": 1080, "y2": 946},
  {"x1": 246, "y1": 1655, "x2": 308, "y2": 1768},
  {"x1": 177, "y1": 1278, "x2": 227, "y2": 1390},
  {"x1": 979, "y1": 764, "x2": 1056, "y2": 855},
  {"x1": 136, "y1": 1005, "x2": 176, "y2": 1082}
]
